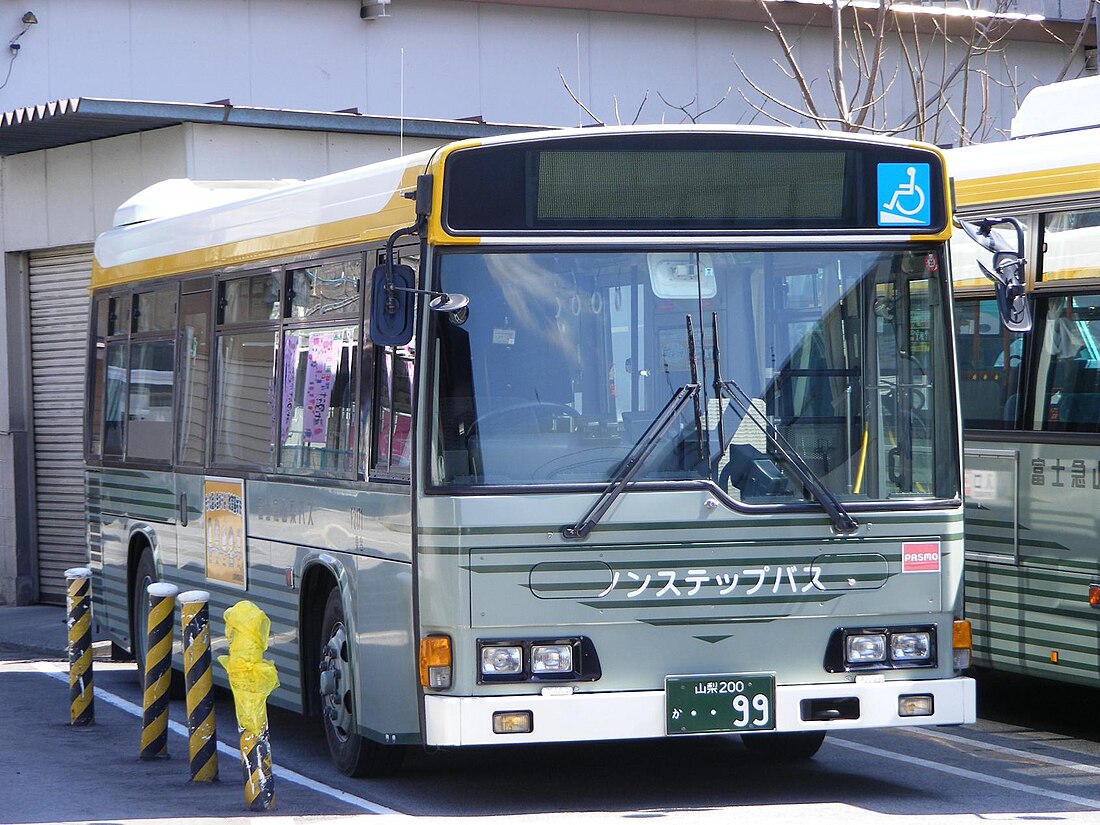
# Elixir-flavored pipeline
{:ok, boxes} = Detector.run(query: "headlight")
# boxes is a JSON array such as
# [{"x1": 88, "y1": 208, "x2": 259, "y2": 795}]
[
  {"x1": 531, "y1": 644, "x2": 573, "y2": 673},
  {"x1": 480, "y1": 645, "x2": 523, "y2": 675},
  {"x1": 890, "y1": 631, "x2": 932, "y2": 661},
  {"x1": 846, "y1": 634, "x2": 887, "y2": 663}
]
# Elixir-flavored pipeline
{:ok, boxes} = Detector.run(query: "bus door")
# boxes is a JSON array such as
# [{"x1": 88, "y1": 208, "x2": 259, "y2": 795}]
[{"x1": 955, "y1": 297, "x2": 1023, "y2": 565}]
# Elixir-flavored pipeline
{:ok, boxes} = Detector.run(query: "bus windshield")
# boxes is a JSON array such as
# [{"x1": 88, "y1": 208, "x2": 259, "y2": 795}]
[{"x1": 431, "y1": 247, "x2": 958, "y2": 504}]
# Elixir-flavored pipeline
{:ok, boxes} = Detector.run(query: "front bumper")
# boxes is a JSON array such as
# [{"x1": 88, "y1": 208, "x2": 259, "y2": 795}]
[{"x1": 424, "y1": 676, "x2": 975, "y2": 746}]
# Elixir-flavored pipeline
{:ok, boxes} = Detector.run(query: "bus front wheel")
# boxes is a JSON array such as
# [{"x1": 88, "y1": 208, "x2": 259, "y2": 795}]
[
  {"x1": 741, "y1": 730, "x2": 826, "y2": 759},
  {"x1": 318, "y1": 587, "x2": 404, "y2": 777}
]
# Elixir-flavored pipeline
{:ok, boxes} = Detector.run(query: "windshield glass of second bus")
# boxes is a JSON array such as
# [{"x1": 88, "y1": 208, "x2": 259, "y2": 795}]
[{"x1": 431, "y1": 248, "x2": 956, "y2": 504}]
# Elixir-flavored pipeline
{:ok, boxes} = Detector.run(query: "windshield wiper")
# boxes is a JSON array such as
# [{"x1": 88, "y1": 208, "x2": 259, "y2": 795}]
[
  {"x1": 562, "y1": 382, "x2": 700, "y2": 541},
  {"x1": 711, "y1": 313, "x2": 858, "y2": 535}
]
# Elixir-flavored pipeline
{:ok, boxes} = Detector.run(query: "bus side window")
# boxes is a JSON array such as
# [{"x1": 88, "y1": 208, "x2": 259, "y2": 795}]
[
  {"x1": 1036, "y1": 294, "x2": 1100, "y2": 433},
  {"x1": 372, "y1": 344, "x2": 414, "y2": 478},
  {"x1": 954, "y1": 297, "x2": 1024, "y2": 430},
  {"x1": 369, "y1": 249, "x2": 416, "y2": 479},
  {"x1": 276, "y1": 259, "x2": 362, "y2": 477},
  {"x1": 87, "y1": 297, "x2": 109, "y2": 457},
  {"x1": 177, "y1": 289, "x2": 211, "y2": 466}
]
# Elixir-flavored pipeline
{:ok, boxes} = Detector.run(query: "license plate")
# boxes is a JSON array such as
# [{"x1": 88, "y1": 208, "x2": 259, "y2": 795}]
[{"x1": 665, "y1": 673, "x2": 776, "y2": 735}]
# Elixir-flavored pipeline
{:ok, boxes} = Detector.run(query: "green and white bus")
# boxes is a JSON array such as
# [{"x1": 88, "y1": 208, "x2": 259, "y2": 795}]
[
  {"x1": 949, "y1": 76, "x2": 1100, "y2": 687},
  {"x1": 88, "y1": 125, "x2": 979, "y2": 776}
]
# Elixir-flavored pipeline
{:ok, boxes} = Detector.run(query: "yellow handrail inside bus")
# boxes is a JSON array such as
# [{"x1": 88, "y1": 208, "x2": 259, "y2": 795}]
[{"x1": 853, "y1": 426, "x2": 869, "y2": 494}]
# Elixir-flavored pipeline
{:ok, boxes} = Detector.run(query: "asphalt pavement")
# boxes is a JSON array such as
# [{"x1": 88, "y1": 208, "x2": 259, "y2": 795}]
[{"x1": 0, "y1": 603, "x2": 397, "y2": 824}]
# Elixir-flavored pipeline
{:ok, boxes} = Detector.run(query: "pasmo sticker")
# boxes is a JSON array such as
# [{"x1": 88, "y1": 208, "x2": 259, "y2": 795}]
[{"x1": 902, "y1": 541, "x2": 941, "y2": 573}]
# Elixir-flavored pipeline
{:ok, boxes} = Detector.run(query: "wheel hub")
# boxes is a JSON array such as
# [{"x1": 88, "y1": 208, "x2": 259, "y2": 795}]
[{"x1": 319, "y1": 622, "x2": 353, "y2": 742}]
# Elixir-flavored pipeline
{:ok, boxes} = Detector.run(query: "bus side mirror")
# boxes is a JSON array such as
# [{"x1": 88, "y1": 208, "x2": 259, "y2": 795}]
[
  {"x1": 991, "y1": 250, "x2": 1031, "y2": 333},
  {"x1": 957, "y1": 216, "x2": 1032, "y2": 333},
  {"x1": 370, "y1": 263, "x2": 415, "y2": 346}
]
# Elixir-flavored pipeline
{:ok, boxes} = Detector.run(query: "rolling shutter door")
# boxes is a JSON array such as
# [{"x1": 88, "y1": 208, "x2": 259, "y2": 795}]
[{"x1": 29, "y1": 246, "x2": 94, "y2": 603}]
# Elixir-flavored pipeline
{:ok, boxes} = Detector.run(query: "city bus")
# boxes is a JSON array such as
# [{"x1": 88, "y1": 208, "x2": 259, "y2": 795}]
[
  {"x1": 87, "y1": 125, "x2": 980, "y2": 777},
  {"x1": 949, "y1": 75, "x2": 1100, "y2": 688}
]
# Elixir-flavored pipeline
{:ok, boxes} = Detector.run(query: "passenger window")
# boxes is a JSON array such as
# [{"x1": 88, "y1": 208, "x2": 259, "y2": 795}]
[
  {"x1": 134, "y1": 288, "x2": 177, "y2": 333},
  {"x1": 178, "y1": 290, "x2": 211, "y2": 465},
  {"x1": 286, "y1": 260, "x2": 362, "y2": 320},
  {"x1": 954, "y1": 298, "x2": 1024, "y2": 430},
  {"x1": 87, "y1": 298, "x2": 109, "y2": 456},
  {"x1": 127, "y1": 340, "x2": 175, "y2": 461},
  {"x1": 1041, "y1": 209, "x2": 1100, "y2": 284},
  {"x1": 89, "y1": 288, "x2": 177, "y2": 463},
  {"x1": 278, "y1": 325, "x2": 359, "y2": 475},
  {"x1": 371, "y1": 249, "x2": 417, "y2": 478},
  {"x1": 213, "y1": 331, "x2": 278, "y2": 468},
  {"x1": 373, "y1": 344, "x2": 414, "y2": 476},
  {"x1": 103, "y1": 342, "x2": 128, "y2": 457},
  {"x1": 1036, "y1": 294, "x2": 1100, "y2": 432},
  {"x1": 219, "y1": 272, "x2": 281, "y2": 325}
]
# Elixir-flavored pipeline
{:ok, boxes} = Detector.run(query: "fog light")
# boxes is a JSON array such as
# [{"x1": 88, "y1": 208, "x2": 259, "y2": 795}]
[
  {"x1": 481, "y1": 645, "x2": 523, "y2": 676},
  {"x1": 531, "y1": 644, "x2": 573, "y2": 674},
  {"x1": 846, "y1": 634, "x2": 887, "y2": 663},
  {"x1": 890, "y1": 631, "x2": 931, "y2": 661},
  {"x1": 492, "y1": 710, "x2": 533, "y2": 734},
  {"x1": 899, "y1": 694, "x2": 934, "y2": 717}
]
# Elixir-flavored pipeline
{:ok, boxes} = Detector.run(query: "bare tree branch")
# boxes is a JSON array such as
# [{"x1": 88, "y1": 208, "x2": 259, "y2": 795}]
[
  {"x1": 656, "y1": 87, "x2": 731, "y2": 123},
  {"x1": 852, "y1": 0, "x2": 890, "y2": 129},
  {"x1": 1056, "y1": 0, "x2": 1099, "y2": 81},
  {"x1": 557, "y1": 68, "x2": 605, "y2": 126},
  {"x1": 752, "y1": 0, "x2": 825, "y2": 121}
]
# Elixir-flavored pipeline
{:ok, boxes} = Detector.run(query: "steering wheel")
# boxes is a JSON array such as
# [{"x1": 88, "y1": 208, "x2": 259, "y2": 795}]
[{"x1": 468, "y1": 401, "x2": 582, "y2": 437}]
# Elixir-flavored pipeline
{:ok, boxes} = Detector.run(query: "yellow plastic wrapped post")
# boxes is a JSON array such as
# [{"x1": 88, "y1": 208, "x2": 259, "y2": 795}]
[{"x1": 217, "y1": 600, "x2": 279, "y2": 811}]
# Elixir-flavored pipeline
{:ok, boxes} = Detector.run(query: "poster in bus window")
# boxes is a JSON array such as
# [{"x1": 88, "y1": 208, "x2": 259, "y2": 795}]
[
  {"x1": 204, "y1": 476, "x2": 247, "y2": 589},
  {"x1": 303, "y1": 331, "x2": 340, "y2": 444}
]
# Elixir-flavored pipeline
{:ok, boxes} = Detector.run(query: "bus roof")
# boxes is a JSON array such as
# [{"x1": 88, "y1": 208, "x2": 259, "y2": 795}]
[
  {"x1": 1011, "y1": 75, "x2": 1100, "y2": 139},
  {"x1": 93, "y1": 124, "x2": 946, "y2": 290},
  {"x1": 92, "y1": 148, "x2": 436, "y2": 289},
  {"x1": 949, "y1": 77, "x2": 1100, "y2": 209}
]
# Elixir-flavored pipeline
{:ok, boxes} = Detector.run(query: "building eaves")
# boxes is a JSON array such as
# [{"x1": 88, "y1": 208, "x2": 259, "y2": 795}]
[{"x1": 0, "y1": 98, "x2": 543, "y2": 156}]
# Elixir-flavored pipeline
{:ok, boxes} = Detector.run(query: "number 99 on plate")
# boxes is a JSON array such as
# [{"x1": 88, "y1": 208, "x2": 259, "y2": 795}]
[{"x1": 665, "y1": 673, "x2": 777, "y2": 735}]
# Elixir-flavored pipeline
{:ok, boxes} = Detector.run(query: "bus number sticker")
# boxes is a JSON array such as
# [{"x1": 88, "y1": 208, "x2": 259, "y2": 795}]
[
  {"x1": 902, "y1": 540, "x2": 940, "y2": 573},
  {"x1": 204, "y1": 476, "x2": 247, "y2": 589}
]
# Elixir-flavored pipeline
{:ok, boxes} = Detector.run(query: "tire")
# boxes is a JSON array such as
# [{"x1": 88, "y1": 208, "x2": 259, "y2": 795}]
[
  {"x1": 741, "y1": 731, "x2": 826, "y2": 760},
  {"x1": 130, "y1": 548, "x2": 158, "y2": 676},
  {"x1": 130, "y1": 547, "x2": 185, "y2": 697},
  {"x1": 318, "y1": 587, "x2": 405, "y2": 777}
]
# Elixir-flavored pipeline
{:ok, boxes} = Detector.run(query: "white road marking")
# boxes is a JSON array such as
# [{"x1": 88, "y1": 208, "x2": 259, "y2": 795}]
[
  {"x1": 912, "y1": 726, "x2": 1100, "y2": 776},
  {"x1": 829, "y1": 735, "x2": 1100, "y2": 810},
  {"x1": 29, "y1": 661, "x2": 405, "y2": 817},
  {"x1": 21, "y1": 660, "x2": 1100, "y2": 815}
]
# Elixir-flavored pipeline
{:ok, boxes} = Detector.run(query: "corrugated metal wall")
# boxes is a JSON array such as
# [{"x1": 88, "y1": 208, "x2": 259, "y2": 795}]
[{"x1": 29, "y1": 246, "x2": 93, "y2": 603}]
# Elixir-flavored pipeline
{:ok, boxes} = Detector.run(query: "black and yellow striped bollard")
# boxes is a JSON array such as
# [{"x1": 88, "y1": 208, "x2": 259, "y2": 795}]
[
  {"x1": 218, "y1": 600, "x2": 279, "y2": 812},
  {"x1": 140, "y1": 581, "x2": 178, "y2": 760},
  {"x1": 65, "y1": 566, "x2": 94, "y2": 726},
  {"x1": 241, "y1": 725, "x2": 275, "y2": 811},
  {"x1": 179, "y1": 590, "x2": 218, "y2": 782}
]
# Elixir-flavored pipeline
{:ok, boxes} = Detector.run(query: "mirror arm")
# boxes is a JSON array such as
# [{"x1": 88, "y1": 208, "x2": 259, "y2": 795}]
[
  {"x1": 382, "y1": 220, "x2": 424, "y2": 314},
  {"x1": 382, "y1": 173, "x2": 435, "y2": 311}
]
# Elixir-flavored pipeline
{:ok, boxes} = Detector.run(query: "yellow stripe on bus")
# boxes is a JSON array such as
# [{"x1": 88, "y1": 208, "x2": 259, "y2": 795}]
[{"x1": 955, "y1": 162, "x2": 1100, "y2": 207}]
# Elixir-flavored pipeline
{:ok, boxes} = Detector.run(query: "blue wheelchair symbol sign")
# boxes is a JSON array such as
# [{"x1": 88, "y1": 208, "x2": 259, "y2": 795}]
[{"x1": 878, "y1": 163, "x2": 931, "y2": 226}]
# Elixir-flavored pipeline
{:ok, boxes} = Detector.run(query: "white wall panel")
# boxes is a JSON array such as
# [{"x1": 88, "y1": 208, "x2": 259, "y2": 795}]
[
  {"x1": 478, "y1": 3, "x2": 594, "y2": 127},
  {"x1": 130, "y1": 0, "x2": 253, "y2": 106},
  {"x1": 364, "y1": 1, "x2": 482, "y2": 121},
  {"x1": 587, "y1": 12, "x2": 699, "y2": 126},
  {"x1": 1, "y1": 152, "x2": 49, "y2": 251},
  {"x1": 43, "y1": 144, "x2": 95, "y2": 246}
]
